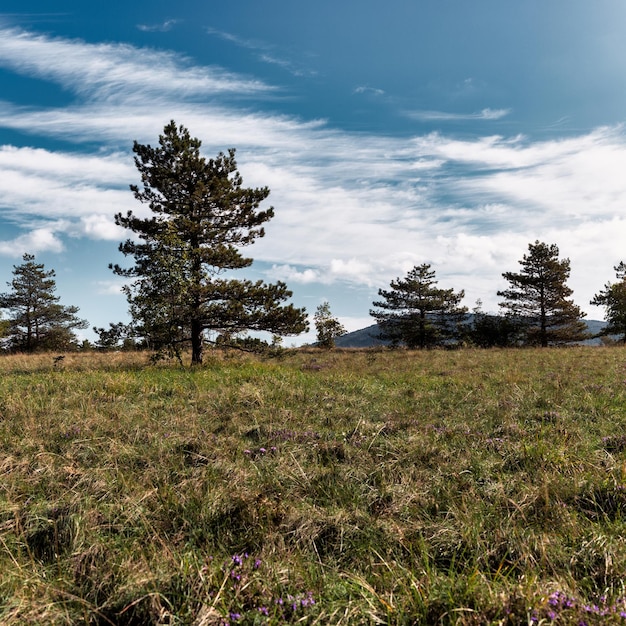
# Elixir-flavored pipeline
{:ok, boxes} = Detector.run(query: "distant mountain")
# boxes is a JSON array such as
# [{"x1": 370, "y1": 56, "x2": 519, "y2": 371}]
[
  {"x1": 583, "y1": 319, "x2": 610, "y2": 343},
  {"x1": 335, "y1": 318, "x2": 610, "y2": 348}
]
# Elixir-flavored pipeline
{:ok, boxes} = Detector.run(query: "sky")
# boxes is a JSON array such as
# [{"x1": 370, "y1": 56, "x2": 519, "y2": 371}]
[{"x1": 1, "y1": 1, "x2": 626, "y2": 345}]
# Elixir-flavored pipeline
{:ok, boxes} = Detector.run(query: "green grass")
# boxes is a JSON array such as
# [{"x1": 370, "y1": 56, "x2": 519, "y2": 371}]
[{"x1": 1, "y1": 347, "x2": 626, "y2": 624}]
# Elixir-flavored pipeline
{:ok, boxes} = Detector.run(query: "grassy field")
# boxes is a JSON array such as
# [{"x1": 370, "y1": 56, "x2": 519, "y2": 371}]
[{"x1": 1, "y1": 347, "x2": 626, "y2": 624}]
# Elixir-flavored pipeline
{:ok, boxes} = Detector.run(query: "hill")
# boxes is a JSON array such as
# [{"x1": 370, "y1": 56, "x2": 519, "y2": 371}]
[{"x1": 335, "y1": 317, "x2": 610, "y2": 348}]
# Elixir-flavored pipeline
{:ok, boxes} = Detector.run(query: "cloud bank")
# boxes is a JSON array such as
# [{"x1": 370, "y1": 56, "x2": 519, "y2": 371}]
[{"x1": 0, "y1": 27, "x2": 625, "y2": 317}]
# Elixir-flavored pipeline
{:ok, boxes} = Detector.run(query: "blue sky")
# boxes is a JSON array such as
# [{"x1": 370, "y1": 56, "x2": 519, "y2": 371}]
[{"x1": 1, "y1": 1, "x2": 626, "y2": 344}]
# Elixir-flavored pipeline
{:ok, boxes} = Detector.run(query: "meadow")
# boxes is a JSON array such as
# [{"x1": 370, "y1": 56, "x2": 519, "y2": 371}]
[{"x1": 1, "y1": 347, "x2": 626, "y2": 625}]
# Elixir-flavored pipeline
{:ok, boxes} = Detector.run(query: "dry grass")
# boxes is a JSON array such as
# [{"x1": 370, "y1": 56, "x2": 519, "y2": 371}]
[{"x1": 1, "y1": 347, "x2": 626, "y2": 624}]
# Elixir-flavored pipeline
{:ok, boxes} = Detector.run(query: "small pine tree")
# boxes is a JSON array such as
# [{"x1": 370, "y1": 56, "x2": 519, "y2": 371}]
[
  {"x1": 0, "y1": 254, "x2": 88, "y2": 352},
  {"x1": 590, "y1": 261, "x2": 626, "y2": 343},
  {"x1": 468, "y1": 300, "x2": 522, "y2": 348},
  {"x1": 498, "y1": 241, "x2": 588, "y2": 346},
  {"x1": 370, "y1": 264, "x2": 467, "y2": 349},
  {"x1": 314, "y1": 302, "x2": 347, "y2": 349}
]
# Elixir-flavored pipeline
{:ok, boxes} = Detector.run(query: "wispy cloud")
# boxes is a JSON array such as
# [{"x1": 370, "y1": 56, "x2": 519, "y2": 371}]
[
  {"x1": 205, "y1": 27, "x2": 250, "y2": 47},
  {"x1": 407, "y1": 108, "x2": 511, "y2": 122},
  {"x1": 354, "y1": 86, "x2": 385, "y2": 96},
  {"x1": 0, "y1": 13, "x2": 70, "y2": 26},
  {"x1": 206, "y1": 26, "x2": 314, "y2": 77},
  {"x1": 0, "y1": 27, "x2": 272, "y2": 104},
  {"x1": 137, "y1": 19, "x2": 180, "y2": 33},
  {"x1": 0, "y1": 145, "x2": 133, "y2": 246},
  {"x1": 0, "y1": 28, "x2": 625, "y2": 316}
]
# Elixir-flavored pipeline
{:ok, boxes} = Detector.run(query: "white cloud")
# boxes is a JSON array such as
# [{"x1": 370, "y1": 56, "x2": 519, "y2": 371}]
[
  {"x1": 0, "y1": 27, "x2": 272, "y2": 103},
  {"x1": 0, "y1": 100, "x2": 326, "y2": 148},
  {"x1": 407, "y1": 108, "x2": 511, "y2": 122},
  {"x1": 0, "y1": 145, "x2": 131, "y2": 183},
  {"x1": 329, "y1": 258, "x2": 375, "y2": 283},
  {"x1": 0, "y1": 147, "x2": 135, "y2": 222},
  {"x1": 78, "y1": 215, "x2": 126, "y2": 240},
  {"x1": 137, "y1": 19, "x2": 180, "y2": 33},
  {"x1": 354, "y1": 86, "x2": 385, "y2": 96},
  {"x1": 94, "y1": 279, "x2": 128, "y2": 296},
  {"x1": 269, "y1": 265, "x2": 321, "y2": 284},
  {"x1": 0, "y1": 228, "x2": 64, "y2": 256},
  {"x1": 0, "y1": 145, "x2": 136, "y2": 244}
]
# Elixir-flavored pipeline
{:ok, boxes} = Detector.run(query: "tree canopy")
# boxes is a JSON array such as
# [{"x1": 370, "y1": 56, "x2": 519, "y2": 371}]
[
  {"x1": 370, "y1": 264, "x2": 467, "y2": 349},
  {"x1": 0, "y1": 254, "x2": 88, "y2": 352},
  {"x1": 590, "y1": 261, "x2": 626, "y2": 343},
  {"x1": 498, "y1": 241, "x2": 588, "y2": 347},
  {"x1": 314, "y1": 302, "x2": 347, "y2": 349},
  {"x1": 467, "y1": 300, "x2": 522, "y2": 348},
  {"x1": 111, "y1": 121, "x2": 308, "y2": 364}
]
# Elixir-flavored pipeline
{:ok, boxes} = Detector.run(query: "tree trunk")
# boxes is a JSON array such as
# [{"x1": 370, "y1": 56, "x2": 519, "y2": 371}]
[{"x1": 191, "y1": 319, "x2": 203, "y2": 365}]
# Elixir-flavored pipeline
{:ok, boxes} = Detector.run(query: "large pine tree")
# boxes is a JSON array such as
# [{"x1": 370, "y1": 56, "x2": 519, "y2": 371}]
[
  {"x1": 498, "y1": 241, "x2": 588, "y2": 346},
  {"x1": 370, "y1": 264, "x2": 467, "y2": 349},
  {"x1": 111, "y1": 121, "x2": 307, "y2": 364}
]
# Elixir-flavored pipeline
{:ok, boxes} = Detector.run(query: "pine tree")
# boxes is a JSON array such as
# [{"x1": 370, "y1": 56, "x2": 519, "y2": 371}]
[
  {"x1": 314, "y1": 302, "x2": 347, "y2": 349},
  {"x1": 498, "y1": 241, "x2": 588, "y2": 346},
  {"x1": 468, "y1": 300, "x2": 522, "y2": 348},
  {"x1": 0, "y1": 254, "x2": 88, "y2": 352},
  {"x1": 370, "y1": 264, "x2": 467, "y2": 349},
  {"x1": 590, "y1": 261, "x2": 626, "y2": 343},
  {"x1": 111, "y1": 121, "x2": 308, "y2": 364}
]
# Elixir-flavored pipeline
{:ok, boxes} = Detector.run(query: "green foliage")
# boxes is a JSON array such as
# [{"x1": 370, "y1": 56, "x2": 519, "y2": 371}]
[
  {"x1": 370, "y1": 263, "x2": 467, "y2": 348},
  {"x1": 498, "y1": 241, "x2": 589, "y2": 347},
  {"x1": 0, "y1": 316, "x2": 10, "y2": 340},
  {"x1": 0, "y1": 253, "x2": 88, "y2": 352},
  {"x1": 314, "y1": 301, "x2": 347, "y2": 349},
  {"x1": 111, "y1": 121, "x2": 308, "y2": 365},
  {"x1": 468, "y1": 300, "x2": 522, "y2": 347},
  {"x1": 591, "y1": 261, "x2": 626, "y2": 343},
  {"x1": 93, "y1": 322, "x2": 141, "y2": 351}
]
